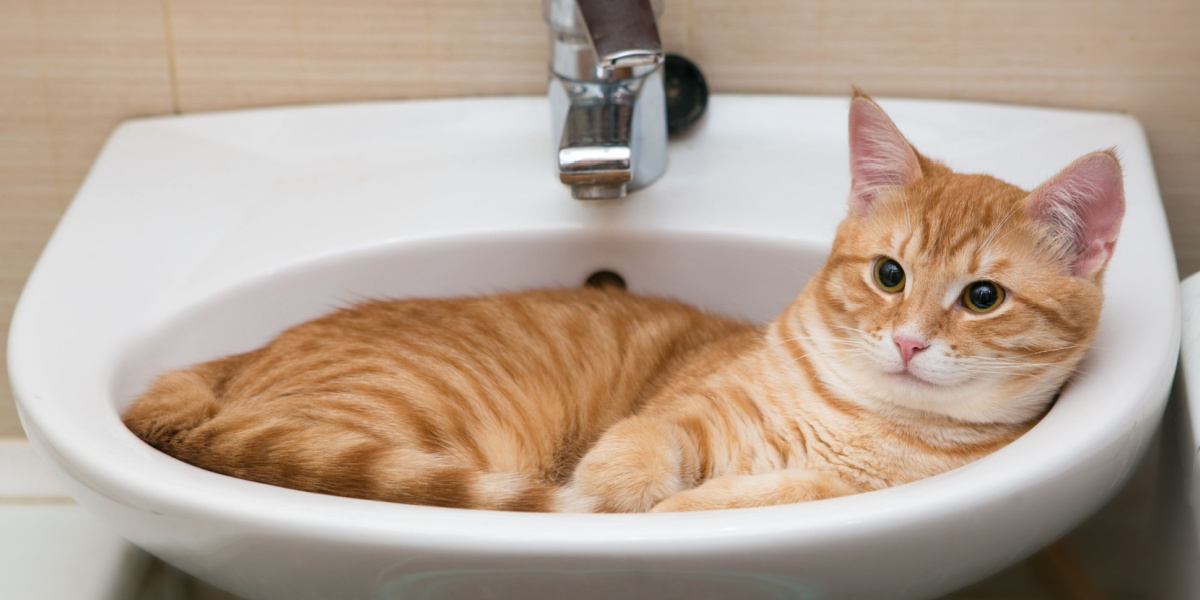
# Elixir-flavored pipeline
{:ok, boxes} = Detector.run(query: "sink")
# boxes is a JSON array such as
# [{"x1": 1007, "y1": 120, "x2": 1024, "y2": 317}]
[{"x1": 8, "y1": 96, "x2": 1180, "y2": 599}]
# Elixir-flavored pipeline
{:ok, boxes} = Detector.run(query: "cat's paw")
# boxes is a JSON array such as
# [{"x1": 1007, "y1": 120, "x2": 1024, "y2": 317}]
[
  {"x1": 649, "y1": 479, "x2": 738, "y2": 512},
  {"x1": 649, "y1": 492, "x2": 709, "y2": 513},
  {"x1": 570, "y1": 448, "x2": 685, "y2": 512},
  {"x1": 651, "y1": 469, "x2": 859, "y2": 512},
  {"x1": 568, "y1": 418, "x2": 687, "y2": 512}
]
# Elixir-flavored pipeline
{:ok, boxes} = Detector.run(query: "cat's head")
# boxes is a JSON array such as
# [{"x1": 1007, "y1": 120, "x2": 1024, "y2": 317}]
[{"x1": 808, "y1": 91, "x2": 1124, "y2": 424}]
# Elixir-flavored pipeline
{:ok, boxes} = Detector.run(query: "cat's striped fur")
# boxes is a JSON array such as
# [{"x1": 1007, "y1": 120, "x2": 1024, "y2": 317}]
[{"x1": 124, "y1": 92, "x2": 1124, "y2": 512}]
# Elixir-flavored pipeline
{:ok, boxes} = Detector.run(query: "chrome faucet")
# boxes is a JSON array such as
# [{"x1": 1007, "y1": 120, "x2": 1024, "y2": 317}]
[{"x1": 545, "y1": 0, "x2": 668, "y2": 200}]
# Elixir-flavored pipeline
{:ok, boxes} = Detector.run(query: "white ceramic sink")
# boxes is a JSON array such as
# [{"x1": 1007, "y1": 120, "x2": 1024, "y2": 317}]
[{"x1": 8, "y1": 96, "x2": 1180, "y2": 599}]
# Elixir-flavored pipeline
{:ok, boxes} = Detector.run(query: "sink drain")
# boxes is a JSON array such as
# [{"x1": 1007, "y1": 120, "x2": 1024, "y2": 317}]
[{"x1": 584, "y1": 270, "x2": 626, "y2": 290}]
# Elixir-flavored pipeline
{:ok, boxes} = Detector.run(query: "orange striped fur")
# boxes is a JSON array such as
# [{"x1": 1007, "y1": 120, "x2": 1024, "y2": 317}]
[{"x1": 124, "y1": 92, "x2": 1123, "y2": 512}]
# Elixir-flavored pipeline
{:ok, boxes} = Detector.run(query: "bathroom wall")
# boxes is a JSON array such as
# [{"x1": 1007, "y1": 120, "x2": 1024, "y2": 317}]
[{"x1": 2, "y1": 0, "x2": 1198, "y2": 437}]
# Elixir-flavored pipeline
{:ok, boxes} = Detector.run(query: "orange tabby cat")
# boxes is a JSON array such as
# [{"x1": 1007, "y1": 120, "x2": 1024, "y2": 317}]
[{"x1": 124, "y1": 92, "x2": 1124, "y2": 512}]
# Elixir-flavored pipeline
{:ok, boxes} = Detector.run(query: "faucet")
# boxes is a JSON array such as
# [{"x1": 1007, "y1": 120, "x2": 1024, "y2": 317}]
[{"x1": 545, "y1": 0, "x2": 668, "y2": 200}]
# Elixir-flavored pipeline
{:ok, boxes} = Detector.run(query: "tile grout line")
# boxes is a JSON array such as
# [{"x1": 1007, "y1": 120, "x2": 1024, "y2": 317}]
[{"x1": 160, "y1": 0, "x2": 182, "y2": 114}]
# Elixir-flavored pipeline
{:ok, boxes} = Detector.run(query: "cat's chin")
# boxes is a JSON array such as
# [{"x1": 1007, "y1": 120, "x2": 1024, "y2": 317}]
[
  {"x1": 854, "y1": 369, "x2": 990, "y2": 418},
  {"x1": 887, "y1": 370, "x2": 939, "y2": 388},
  {"x1": 862, "y1": 372, "x2": 1045, "y2": 425}
]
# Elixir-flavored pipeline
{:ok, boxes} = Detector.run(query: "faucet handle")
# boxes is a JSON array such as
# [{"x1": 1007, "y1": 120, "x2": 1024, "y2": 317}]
[{"x1": 576, "y1": 0, "x2": 663, "y2": 71}]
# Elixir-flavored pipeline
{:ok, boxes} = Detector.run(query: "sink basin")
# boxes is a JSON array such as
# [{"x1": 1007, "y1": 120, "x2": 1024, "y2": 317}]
[{"x1": 8, "y1": 96, "x2": 1179, "y2": 599}]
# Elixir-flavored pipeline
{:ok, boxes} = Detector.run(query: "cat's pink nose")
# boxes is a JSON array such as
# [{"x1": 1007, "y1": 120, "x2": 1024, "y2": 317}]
[{"x1": 893, "y1": 334, "x2": 929, "y2": 366}]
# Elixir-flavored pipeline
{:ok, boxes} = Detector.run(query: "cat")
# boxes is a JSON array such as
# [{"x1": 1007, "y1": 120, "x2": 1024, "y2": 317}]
[{"x1": 123, "y1": 91, "x2": 1124, "y2": 513}]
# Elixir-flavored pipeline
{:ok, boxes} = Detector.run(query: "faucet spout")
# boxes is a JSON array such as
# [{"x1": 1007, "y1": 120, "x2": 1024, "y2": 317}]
[
  {"x1": 558, "y1": 105, "x2": 634, "y2": 199},
  {"x1": 545, "y1": 0, "x2": 668, "y2": 200}
]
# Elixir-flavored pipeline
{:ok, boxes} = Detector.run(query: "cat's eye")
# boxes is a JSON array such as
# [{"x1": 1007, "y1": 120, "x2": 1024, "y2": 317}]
[
  {"x1": 962, "y1": 281, "x2": 1005, "y2": 313},
  {"x1": 874, "y1": 257, "x2": 905, "y2": 293}
]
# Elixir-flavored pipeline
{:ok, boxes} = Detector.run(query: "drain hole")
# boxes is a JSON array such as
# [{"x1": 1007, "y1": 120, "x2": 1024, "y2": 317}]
[{"x1": 584, "y1": 270, "x2": 627, "y2": 290}]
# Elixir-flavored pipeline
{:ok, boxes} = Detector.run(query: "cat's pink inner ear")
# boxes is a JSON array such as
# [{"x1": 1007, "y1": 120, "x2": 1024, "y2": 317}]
[
  {"x1": 848, "y1": 97, "x2": 923, "y2": 215},
  {"x1": 1025, "y1": 150, "x2": 1126, "y2": 278}
]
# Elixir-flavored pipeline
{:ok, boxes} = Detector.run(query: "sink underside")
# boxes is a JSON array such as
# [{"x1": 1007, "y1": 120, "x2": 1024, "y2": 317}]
[{"x1": 8, "y1": 96, "x2": 1180, "y2": 599}]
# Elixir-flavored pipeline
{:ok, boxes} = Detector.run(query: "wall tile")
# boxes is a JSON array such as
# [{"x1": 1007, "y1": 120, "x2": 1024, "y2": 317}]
[
  {"x1": 167, "y1": 0, "x2": 548, "y2": 111},
  {"x1": 0, "y1": 0, "x2": 174, "y2": 437}
]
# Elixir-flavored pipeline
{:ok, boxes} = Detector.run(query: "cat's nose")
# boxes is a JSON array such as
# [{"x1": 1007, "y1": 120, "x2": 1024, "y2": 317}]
[{"x1": 893, "y1": 334, "x2": 929, "y2": 366}]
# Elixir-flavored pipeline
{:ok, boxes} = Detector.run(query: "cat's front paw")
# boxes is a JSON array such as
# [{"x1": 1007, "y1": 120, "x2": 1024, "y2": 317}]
[
  {"x1": 650, "y1": 479, "x2": 739, "y2": 512},
  {"x1": 651, "y1": 469, "x2": 860, "y2": 512},
  {"x1": 649, "y1": 492, "x2": 710, "y2": 512},
  {"x1": 567, "y1": 418, "x2": 687, "y2": 512}
]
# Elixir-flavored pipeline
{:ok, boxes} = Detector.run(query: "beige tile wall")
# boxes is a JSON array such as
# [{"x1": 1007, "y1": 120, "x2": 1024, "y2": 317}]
[
  {"x1": 2, "y1": 0, "x2": 1198, "y2": 437},
  {"x1": 0, "y1": 0, "x2": 174, "y2": 436}
]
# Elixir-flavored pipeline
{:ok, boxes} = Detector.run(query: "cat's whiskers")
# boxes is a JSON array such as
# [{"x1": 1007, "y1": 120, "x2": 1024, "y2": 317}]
[
  {"x1": 959, "y1": 355, "x2": 1073, "y2": 367},
  {"x1": 1011, "y1": 345, "x2": 1086, "y2": 358},
  {"x1": 790, "y1": 347, "x2": 872, "y2": 364},
  {"x1": 778, "y1": 334, "x2": 873, "y2": 363},
  {"x1": 958, "y1": 359, "x2": 1077, "y2": 376},
  {"x1": 779, "y1": 335, "x2": 872, "y2": 352},
  {"x1": 826, "y1": 324, "x2": 876, "y2": 336},
  {"x1": 970, "y1": 357, "x2": 1059, "y2": 366},
  {"x1": 780, "y1": 333, "x2": 866, "y2": 344}
]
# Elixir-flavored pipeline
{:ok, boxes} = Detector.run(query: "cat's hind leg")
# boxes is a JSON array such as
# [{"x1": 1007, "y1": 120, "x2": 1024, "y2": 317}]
[
  {"x1": 649, "y1": 468, "x2": 858, "y2": 512},
  {"x1": 146, "y1": 399, "x2": 560, "y2": 511},
  {"x1": 122, "y1": 354, "x2": 248, "y2": 455}
]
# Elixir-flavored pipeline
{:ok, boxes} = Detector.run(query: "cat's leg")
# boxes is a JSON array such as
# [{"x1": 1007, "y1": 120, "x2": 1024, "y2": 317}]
[
  {"x1": 123, "y1": 353, "x2": 254, "y2": 456},
  {"x1": 649, "y1": 468, "x2": 858, "y2": 512},
  {"x1": 557, "y1": 413, "x2": 713, "y2": 513}
]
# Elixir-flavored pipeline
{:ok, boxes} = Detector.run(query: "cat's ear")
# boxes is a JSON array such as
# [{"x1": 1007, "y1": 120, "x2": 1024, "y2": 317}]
[
  {"x1": 1025, "y1": 149, "x2": 1125, "y2": 278},
  {"x1": 848, "y1": 90, "x2": 923, "y2": 215}
]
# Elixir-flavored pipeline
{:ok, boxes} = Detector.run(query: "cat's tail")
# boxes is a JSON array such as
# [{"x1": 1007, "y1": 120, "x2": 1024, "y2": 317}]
[
  {"x1": 122, "y1": 353, "x2": 247, "y2": 457},
  {"x1": 124, "y1": 356, "x2": 586, "y2": 513},
  {"x1": 440, "y1": 471, "x2": 562, "y2": 512},
  {"x1": 124, "y1": 366, "x2": 572, "y2": 512},
  {"x1": 436, "y1": 472, "x2": 593, "y2": 513}
]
